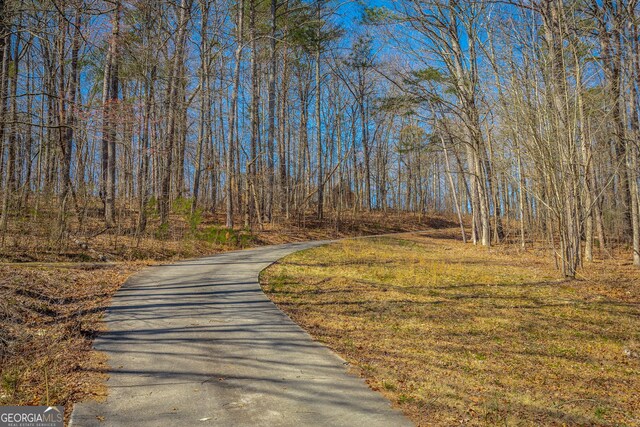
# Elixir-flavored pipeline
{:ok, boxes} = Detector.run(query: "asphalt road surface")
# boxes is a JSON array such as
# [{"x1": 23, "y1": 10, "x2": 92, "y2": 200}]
[{"x1": 70, "y1": 242, "x2": 412, "y2": 427}]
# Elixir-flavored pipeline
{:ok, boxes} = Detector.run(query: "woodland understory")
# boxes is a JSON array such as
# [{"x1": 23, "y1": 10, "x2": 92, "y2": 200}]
[{"x1": 0, "y1": 0, "x2": 639, "y2": 277}]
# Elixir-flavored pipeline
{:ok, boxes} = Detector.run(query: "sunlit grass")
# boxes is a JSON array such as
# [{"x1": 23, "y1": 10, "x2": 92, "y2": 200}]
[{"x1": 261, "y1": 233, "x2": 640, "y2": 426}]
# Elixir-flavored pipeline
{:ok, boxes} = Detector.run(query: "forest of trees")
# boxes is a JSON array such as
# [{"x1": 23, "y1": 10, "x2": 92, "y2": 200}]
[{"x1": 0, "y1": 0, "x2": 639, "y2": 277}]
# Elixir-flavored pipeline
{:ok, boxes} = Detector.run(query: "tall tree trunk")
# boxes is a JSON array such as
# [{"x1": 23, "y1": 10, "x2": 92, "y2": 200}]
[
  {"x1": 440, "y1": 133, "x2": 466, "y2": 243},
  {"x1": 56, "y1": 6, "x2": 81, "y2": 239},
  {"x1": 192, "y1": 0, "x2": 210, "y2": 216},
  {"x1": 103, "y1": 1, "x2": 121, "y2": 227},
  {"x1": 265, "y1": 0, "x2": 277, "y2": 222},
  {"x1": 226, "y1": 0, "x2": 244, "y2": 228},
  {"x1": 627, "y1": 126, "x2": 640, "y2": 267},
  {"x1": 0, "y1": 10, "x2": 13, "y2": 242},
  {"x1": 247, "y1": 0, "x2": 258, "y2": 228},
  {"x1": 137, "y1": 52, "x2": 155, "y2": 234},
  {"x1": 160, "y1": 0, "x2": 191, "y2": 227},
  {"x1": 628, "y1": 21, "x2": 640, "y2": 267},
  {"x1": 0, "y1": 0, "x2": 9, "y2": 191},
  {"x1": 278, "y1": 13, "x2": 289, "y2": 217},
  {"x1": 576, "y1": 55, "x2": 595, "y2": 262},
  {"x1": 593, "y1": 0, "x2": 632, "y2": 239},
  {"x1": 66, "y1": 10, "x2": 81, "y2": 205},
  {"x1": 100, "y1": 35, "x2": 111, "y2": 217},
  {"x1": 315, "y1": 0, "x2": 323, "y2": 220}
]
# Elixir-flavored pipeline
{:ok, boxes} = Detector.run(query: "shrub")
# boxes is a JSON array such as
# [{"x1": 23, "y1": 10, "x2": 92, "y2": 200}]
[{"x1": 197, "y1": 226, "x2": 255, "y2": 248}]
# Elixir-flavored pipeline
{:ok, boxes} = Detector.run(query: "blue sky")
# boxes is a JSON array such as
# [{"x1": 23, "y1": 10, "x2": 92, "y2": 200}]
[{"x1": 334, "y1": 0, "x2": 387, "y2": 28}]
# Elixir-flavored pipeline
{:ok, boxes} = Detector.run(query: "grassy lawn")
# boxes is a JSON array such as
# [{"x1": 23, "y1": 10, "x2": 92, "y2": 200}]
[{"x1": 261, "y1": 232, "x2": 640, "y2": 426}]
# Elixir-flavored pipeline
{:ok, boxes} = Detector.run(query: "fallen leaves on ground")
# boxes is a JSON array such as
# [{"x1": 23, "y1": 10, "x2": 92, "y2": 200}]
[{"x1": 0, "y1": 262, "x2": 145, "y2": 424}]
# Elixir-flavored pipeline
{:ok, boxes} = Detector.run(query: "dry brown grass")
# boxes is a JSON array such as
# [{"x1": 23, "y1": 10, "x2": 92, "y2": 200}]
[
  {"x1": 261, "y1": 232, "x2": 640, "y2": 426},
  {"x1": 0, "y1": 209, "x2": 448, "y2": 425},
  {"x1": 0, "y1": 262, "x2": 144, "y2": 424}
]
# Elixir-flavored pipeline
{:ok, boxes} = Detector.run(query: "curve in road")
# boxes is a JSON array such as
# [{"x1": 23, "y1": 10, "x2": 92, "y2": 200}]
[{"x1": 70, "y1": 241, "x2": 413, "y2": 427}]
